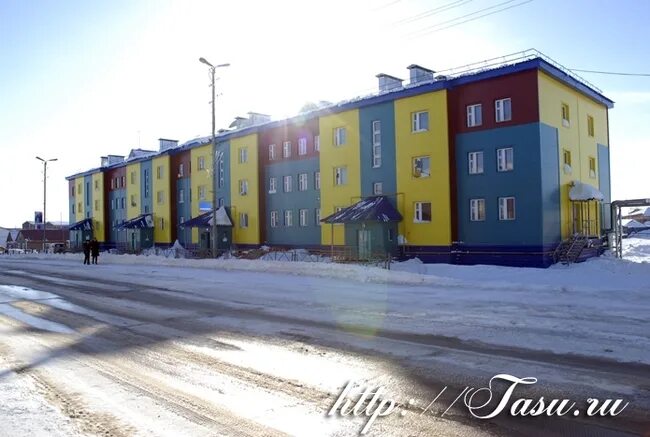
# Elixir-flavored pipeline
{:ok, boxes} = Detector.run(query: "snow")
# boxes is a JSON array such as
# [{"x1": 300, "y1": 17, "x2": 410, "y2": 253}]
[
  {"x1": 624, "y1": 219, "x2": 646, "y2": 228},
  {"x1": 568, "y1": 181, "x2": 604, "y2": 201}
]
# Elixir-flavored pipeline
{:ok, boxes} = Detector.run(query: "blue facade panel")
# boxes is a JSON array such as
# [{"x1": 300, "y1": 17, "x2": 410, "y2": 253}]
[
  {"x1": 264, "y1": 157, "x2": 321, "y2": 246},
  {"x1": 359, "y1": 102, "x2": 397, "y2": 199},
  {"x1": 176, "y1": 178, "x2": 192, "y2": 245},
  {"x1": 140, "y1": 160, "x2": 153, "y2": 215},
  {"x1": 84, "y1": 175, "x2": 93, "y2": 219},
  {"x1": 598, "y1": 143, "x2": 611, "y2": 229},
  {"x1": 539, "y1": 123, "x2": 561, "y2": 244},
  {"x1": 455, "y1": 122, "x2": 544, "y2": 247},
  {"x1": 108, "y1": 189, "x2": 126, "y2": 244}
]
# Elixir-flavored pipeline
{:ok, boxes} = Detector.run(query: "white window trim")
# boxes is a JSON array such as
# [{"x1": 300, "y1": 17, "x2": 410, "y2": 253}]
[
  {"x1": 412, "y1": 156, "x2": 431, "y2": 178},
  {"x1": 411, "y1": 111, "x2": 429, "y2": 133},
  {"x1": 414, "y1": 202, "x2": 431, "y2": 223},
  {"x1": 498, "y1": 197, "x2": 516, "y2": 221},
  {"x1": 334, "y1": 166, "x2": 347, "y2": 186},
  {"x1": 283, "y1": 141, "x2": 291, "y2": 158},
  {"x1": 495, "y1": 98, "x2": 512, "y2": 123},
  {"x1": 314, "y1": 135, "x2": 320, "y2": 152},
  {"x1": 239, "y1": 179, "x2": 248, "y2": 196},
  {"x1": 334, "y1": 127, "x2": 346, "y2": 146},
  {"x1": 470, "y1": 198, "x2": 485, "y2": 222},
  {"x1": 372, "y1": 120, "x2": 382, "y2": 168},
  {"x1": 315, "y1": 171, "x2": 320, "y2": 190},
  {"x1": 271, "y1": 211, "x2": 278, "y2": 228},
  {"x1": 298, "y1": 173, "x2": 308, "y2": 191},
  {"x1": 298, "y1": 137, "x2": 307, "y2": 155},
  {"x1": 269, "y1": 177, "x2": 277, "y2": 194},
  {"x1": 284, "y1": 210, "x2": 293, "y2": 227},
  {"x1": 466, "y1": 104, "x2": 482, "y2": 127},
  {"x1": 299, "y1": 209, "x2": 308, "y2": 227},
  {"x1": 373, "y1": 182, "x2": 383, "y2": 195},
  {"x1": 468, "y1": 151, "x2": 484, "y2": 175},
  {"x1": 283, "y1": 175, "x2": 293, "y2": 192},
  {"x1": 269, "y1": 144, "x2": 276, "y2": 160},
  {"x1": 497, "y1": 147, "x2": 514, "y2": 172},
  {"x1": 239, "y1": 212, "x2": 249, "y2": 228}
]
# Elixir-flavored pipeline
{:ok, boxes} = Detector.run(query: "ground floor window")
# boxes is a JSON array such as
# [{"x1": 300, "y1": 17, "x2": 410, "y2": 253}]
[
  {"x1": 414, "y1": 202, "x2": 431, "y2": 223},
  {"x1": 470, "y1": 198, "x2": 485, "y2": 221},
  {"x1": 498, "y1": 197, "x2": 516, "y2": 220}
]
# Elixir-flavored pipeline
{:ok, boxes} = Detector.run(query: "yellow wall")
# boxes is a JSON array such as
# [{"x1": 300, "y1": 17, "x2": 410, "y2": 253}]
[
  {"x1": 126, "y1": 162, "x2": 141, "y2": 220},
  {"x1": 230, "y1": 133, "x2": 260, "y2": 245},
  {"x1": 152, "y1": 155, "x2": 172, "y2": 243},
  {"x1": 319, "y1": 109, "x2": 361, "y2": 245},
  {"x1": 190, "y1": 143, "x2": 212, "y2": 244},
  {"x1": 75, "y1": 176, "x2": 85, "y2": 222},
  {"x1": 538, "y1": 71, "x2": 609, "y2": 238},
  {"x1": 91, "y1": 172, "x2": 105, "y2": 242},
  {"x1": 394, "y1": 90, "x2": 451, "y2": 246}
]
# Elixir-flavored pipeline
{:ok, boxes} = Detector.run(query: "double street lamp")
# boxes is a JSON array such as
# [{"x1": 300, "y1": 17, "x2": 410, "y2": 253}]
[
  {"x1": 198, "y1": 57, "x2": 230, "y2": 258},
  {"x1": 36, "y1": 156, "x2": 58, "y2": 253}
]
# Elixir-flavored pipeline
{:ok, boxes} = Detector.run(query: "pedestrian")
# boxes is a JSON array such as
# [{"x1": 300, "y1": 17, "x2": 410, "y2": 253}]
[
  {"x1": 82, "y1": 237, "x2": 91, "y2": 265},
  {"x1": 90, "y1": 238, "x2": 99, "y2": 265}
]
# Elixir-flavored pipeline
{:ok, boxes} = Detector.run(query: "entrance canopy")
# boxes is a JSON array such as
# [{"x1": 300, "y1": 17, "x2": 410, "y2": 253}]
[
  {"x1": 118, "y1": 214, "x2": 154, "y2": 229},
  {"x1": 180, "y1": 206, "x2": 233, "y2": 228},
  {"x1": 321, "y1": 196, "x2": 402, "y2": 224},
  {"x1": 569, "y1": 181, "x2": 604, "y2": 201},
  {"x1": 69, "y1": 218, "x2": 93, "y2": 231}
]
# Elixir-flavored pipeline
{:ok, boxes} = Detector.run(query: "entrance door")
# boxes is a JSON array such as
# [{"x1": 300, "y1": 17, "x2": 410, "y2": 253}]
[{"x1": 358, "y1": 229, "x2": 371, "y2": 260}]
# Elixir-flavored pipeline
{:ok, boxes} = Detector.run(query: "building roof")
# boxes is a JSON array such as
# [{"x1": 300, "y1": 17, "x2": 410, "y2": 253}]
[
  {"x1": 322, "y1": 196, "x2": 403, "y2": 224},
  {"x1": 16, "y1": 229, "x2": 67, "y2": 241},
  {"x1": 180, "y1": 207, "x2": 233, "y2": 228},
  {"x1": 117, "y1": 214, "x2": 154, "y2": 229}
]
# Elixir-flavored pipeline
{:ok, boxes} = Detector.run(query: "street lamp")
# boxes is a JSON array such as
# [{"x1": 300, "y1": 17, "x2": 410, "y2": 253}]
[
  {"x1": 36, "y1": 156, "x2": 58, "y2": 253},
  {"x1": 198, "y1": 57, "x2": 230, "y2": 258}
]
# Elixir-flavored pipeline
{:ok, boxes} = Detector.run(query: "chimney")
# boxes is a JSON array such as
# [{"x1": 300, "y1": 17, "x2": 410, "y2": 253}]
[
  {"x1": 159, "y1": 138, "x2": 179, "y2": 151},
  {"x1": 100, "y1": 156, "x2": 109, "y2": 167},
  {"x1": 247, "y1": 112, "x2": 271, "y2": 125},
  {"x1": 376, "y1": 73, "x2": 403, "y2": 93},
  {"x1": 106, "y1": 155, "x2": 125, "y2": 166},
  {"x1": 407, "y1": 64, "x2": 435, "y2": 85}
]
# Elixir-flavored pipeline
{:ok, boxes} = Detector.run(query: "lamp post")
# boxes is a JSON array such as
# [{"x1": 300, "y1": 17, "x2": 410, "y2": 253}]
[
  {"x1": 36, "y1": 157, "x2": 58, "y2": 253},
  {"x1": 198, "y1": 57, "x2": 230, "y2": 258}
]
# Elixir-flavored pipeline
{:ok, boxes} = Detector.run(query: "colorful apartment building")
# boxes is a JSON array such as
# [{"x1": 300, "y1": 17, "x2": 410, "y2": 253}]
[{"x1": 66, "y1": 51, "x2": 613, "y2": 267}]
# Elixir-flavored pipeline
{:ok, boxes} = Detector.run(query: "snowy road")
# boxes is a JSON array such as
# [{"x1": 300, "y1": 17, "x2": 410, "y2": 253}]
[{"x1": 0, "y1": 257, "x2": 648, "y2": 436}]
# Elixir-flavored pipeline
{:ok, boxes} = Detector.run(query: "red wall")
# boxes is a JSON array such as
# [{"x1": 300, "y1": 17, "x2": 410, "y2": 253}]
[{"x1": 258, "y1": 117, "x2": 320, "y2": 166}]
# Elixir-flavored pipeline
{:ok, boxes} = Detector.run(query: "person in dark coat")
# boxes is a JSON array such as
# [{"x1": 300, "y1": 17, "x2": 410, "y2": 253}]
[
  {"x1": 82, "y1": 238, "x2": 91, "y2": 265},
  {"x1": 90, "y1": 238, "x2": 99, "y2": 264}
]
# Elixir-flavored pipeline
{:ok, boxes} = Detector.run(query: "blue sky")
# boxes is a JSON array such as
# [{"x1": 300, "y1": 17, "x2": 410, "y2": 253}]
[{"x1": 0, "y1": 0, "x2": 648, "y2": 227}]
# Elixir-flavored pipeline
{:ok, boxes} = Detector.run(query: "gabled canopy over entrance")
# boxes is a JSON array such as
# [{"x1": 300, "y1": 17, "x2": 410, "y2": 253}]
[
  {"x1": 117, "y1": 214, "x2": 154, "y2": 229},
  {"x1": 180, "y1": 206, "x2": 233, "y2": 228},
  {"x1": 321, "y1": 196, "x2": 402, "y2": 224},
  {"x1": 69, "y1": 218, "x2": 93, "y2": 231}
]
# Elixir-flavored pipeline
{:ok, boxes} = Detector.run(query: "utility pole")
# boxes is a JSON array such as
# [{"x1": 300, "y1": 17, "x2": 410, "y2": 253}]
[
  {"x1": 199, "y1": 57, "x2": 229, "y2": 258},
  {"x1": 36, "y1": 156, "x2": 57, "y2": 253}
]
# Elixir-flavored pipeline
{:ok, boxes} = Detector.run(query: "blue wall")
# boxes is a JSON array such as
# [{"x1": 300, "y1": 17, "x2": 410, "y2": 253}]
[
  {"x1": 539, "y1": 123, "x2": 561, "y2": 244},
  {"x1": 455, "y1": 122, "x2": 545, "y2": 246},
  {"x1": 176, "y1": 177, "x2": 192, "y2": 245},
  {"x1": 84, "y1": 175, "x2": 93, "y2": 219},
  {"x1": 359, "y1": 102, "x2": 397, "y2": 199},
  {"x1": 264, "y1": 157, "x2": 320, "y2": 246},
  {"x1": 108, "y1": 189, "x2": 126, "y2": 243},
  {"x1": 140, "y1": 160, "x2": 153, "y2": 215},
  {"x1": 598, "y1": 143, "x2": 611, "y2": 229}
]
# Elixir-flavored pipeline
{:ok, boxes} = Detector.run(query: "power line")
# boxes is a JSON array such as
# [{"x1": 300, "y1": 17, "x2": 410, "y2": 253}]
[
  {"x1": 408, "y1": 0, "x2": 534, "y2": 38},
  {"x1": 569, "y1": 68, "x2": 650, "y2": 77},
  {"x1": 393, "y1": 0, "x2": 474, "y2": 26},
  {"x1": 372, "y1": 0, "x2": 403, "y2": 12}
]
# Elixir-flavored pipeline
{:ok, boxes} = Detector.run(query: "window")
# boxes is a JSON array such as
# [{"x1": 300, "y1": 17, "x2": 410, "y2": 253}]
[
  {"x1": 372, "y1": 120, "x2": 382, "y2": 168},
  {"x1": 284, "y1": 210, "x2": 293, "y2": 227},
  {"x1": 121, "y1": 197, "x2": 126, "y2": 209},
  {"x1": 269, "y1": 177, "x2": 277, "y2": 194},
  {"x1": 334, "y1": 127, "x2": 346, "y2": 146},
  {"x1": 497, "y1": 148, "x2": 514, "y2": 172},
  {"x1": 315, "y1": 208, "x2": 321, "y2": 225},
  {"x1": 94, "y1": 200, "x2": 99, "y2": 211},
  {"x1": 122, "y1": 176, "x2": 126, "y2": 187},
  {"x1": 315, "y1": 171, "x2": 320, "y2": 190},
  {"x1": 298, "y1": 137, "x2": 307, "y2": 155},
  {"x1": 589, "y1": 157, "x2": 597, "y2": 178},
  {"x1": 197, "y1": 156, "x2": 205, "y2": 170},
  {"x1": 563, "y1": 149, "x2": 572, "y2": 166},
  {"x1": 470, "y1": 198, "x2": 485, "y2": 221},
  {"x1": 283, "y1": 175, "x2": 293, "y2": 192},
  {"x1": 414, "y1": 202, "x2": 432, "y2": 223},
  {"x1": 561, "y1": 103, "x2": 570, "y2": 127},
  {"x1": 94, "y1": 180, "x2": 99, "y2": 190},
  {"x1": 178, "y1": 189, "x2": 184, "y2": 204},
  {"x1": 71, "y1": 186, "x2": 75, "y2": 196},
  {"x1": 157, "y1": 166, "x2": 163, "y2": 179},
  {"x1": 218, "y1": 159, "x2": 224, "y2": 188},
  {"x1": 466, "y1": 104, "x2": 482, "y2": 127},
  {"x1": 299, "y1": 209, "x2": 308, "y2": 227},
  {"x1": 78, "y1": 183, "x2": 82, "y2": 194},
  {"x1": 159, "y1": 217, "x2": 165, "y2": 230},
  {"x1": 239, "y1": 147, "x2": 248, "y2": 163},
  {"x1": 144, "y1": 169, "x2": 150, "y2": 198},
  {"x1": 131, "y1": 194, "x2": 137, "y2": 207},
  {"x1": 239, "y1": 213, "x2": 249, "y2": 228},
  {"x1": 198, "y1": 185, "x2": 206, "y2": 201},
  {"x1": 180, "y1": 216, "x2": 185, "y2": 226},
  {"x1": 178, "y1": 164, "x2": 183, "y2": 178},
  {"x1": 144, "y1": 205, "x2": 149, "y2": 213},
  {"x1": 218, "y1": 198, "x2": 224, "y2": 208},
  {"x1": 334, "y1": 166, "x2": 347, "y2": 185},
  {"x1": 498, "y1": 197, "x2": 516, "y2": 220},
  {"x1": 269, "y1": 144, "x2": 276, "y2": 160},
  {"x1": 271, "y1": 211, "x2": 279, "y2": 228},
  {"x1": 314, "y1": 135, "x2": 320, "y2": 152},
  {"x1": 587, "y1": 115, "x2": 595, "y2": 137},
  {"x1": 283, "y1": 141, "x2": 291, "y2": 158},
  {"x1": 239, "y1": 179, "x2": 248, "y2": 196},
  {"x1": 411, "y1": 111, "x2": 429, "y2": 132},
  {"x1": 373, "y1": 182, "x2": 383, "y2": 195},
  {"x1": 412, "y1": 156, "x2": 431, "y2": 178},
  {"x1": 468, "y1": 151, "x2": 484, "y2": 174},
  {"x1": 495, "y1": 98, "x2": 512, "y2": 122},
  {"x1": 298, "y1": 173, "x2": 308, "y2": 191}
]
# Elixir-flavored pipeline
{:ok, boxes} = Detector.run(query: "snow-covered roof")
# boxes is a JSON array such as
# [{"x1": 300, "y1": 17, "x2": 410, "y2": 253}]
[
  {"x1": 569, "y1": 182, "x2": 604, "y2": 201},
  {"x1": 624, "y1": 219, "x2": 647, "y2": 229},
  {"x1": 322, "y1": 196, "x2": 402, "y2": 223}
]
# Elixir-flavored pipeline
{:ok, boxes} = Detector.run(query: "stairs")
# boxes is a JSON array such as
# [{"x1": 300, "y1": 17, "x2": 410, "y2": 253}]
[{"x1": 553, "y1": 235, "x2": 589, "y2": 265}]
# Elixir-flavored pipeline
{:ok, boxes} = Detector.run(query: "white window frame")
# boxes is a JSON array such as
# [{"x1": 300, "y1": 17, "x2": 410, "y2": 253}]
[
  {"x1": 284, "y1": 210, "x2": 293, "y2": 227},
  {"x1": 283, "y1": 175, "x2": 293, "y2": 192},
  {"x1": 239, "y1": 179, "x2": 248, "y2": 196},
  {"x1": 269, "y1": 177, "x2": 277, "y2": 194},
  {"x1": 495, "y1": 98, "x2": 512, "y2": 123},
  {"x1": 271, "y1": 211, "x2": 279, "y2": 228},
  {"x1": 239, "y1": 212, "x2": 249, "y2": 228},
  {"x1": 561, "y1": 103, "x2": 570, "y2": 127},
  {"x1": 197, "y1": 156, "x2": 205, "y2": 170},
  {"x1": 470, "y1": 198, "x2": 485, "y2": 222},
  {"x1": 314, "y1": 135, "x2": 320, "y2": 151},
  {"x1": 334, "y1": 127, "x2": 346, "y2": 146},
  {"x1": 218, "y1": 159, "x2": 224, "y2": 188},
  {"x1": 334, "y1": 166, "x2": 347, "y2": 186},
  {"x1": 157, "y1": 191, "x2": 164, "y2": 204},
  {"x1": 315, "y1": 171, "x2": 320, "y2": 190},
  {"x1": 411, "y1": 111, "x2": 429, "y2": 132},
  {"x1": 468, "y1": 151, "x2": 484, "y2": 175},
  {"x1": 269, "y1": 144, "x2": 276, "y2": 161},
  {"x1": 412, "y1": 156, "x2": 431, "y2": 178},
  {"x1": 497, "y1": 147, "x2": 514, "y2": 172},
  {"x1": 198, "y1": 185, "x2": 206, "y2": 200},
  {"x1": 372, "y1": 120, "x2": 382, "y2": 168},
  {"x1": 498, "y1": 197, "x2": 516, "y2": 221},
  {"x1": 298, "y1": 137, "x2": 307, "y2": 155},
  {"x1": 315, "y1": 208, "x2": 321, "y2": 225},
  {"x1": 239, "y1": 147, "x2": 248, "y2": 164},
  {"x1": 178, "y1": 189, "x2": 184, "y2": 204},
  {"x1": 157, "y1": 166, "x2": 163, "y2": 179},
  {"x1": 298, "y1": 173, "x2": 308, "y2": 191},
  {"x1": 373, "y1": 182, "x2": 383, "y2": 195},
  {"x1": 177, "y1": 165, "x2": 183, "y2": 178},
  {"x1": 283, "y1": 141, "x2": 291, "y2": 158},
  {"x1": 299, "y1": 209, "x2": 308, "y2": 227},
  {"x1": 414, "y1": 202, "x2": 432, "y2": 223},
  {"x1": 466, "y1": 104, "x2": 482, "y2": 127}
]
